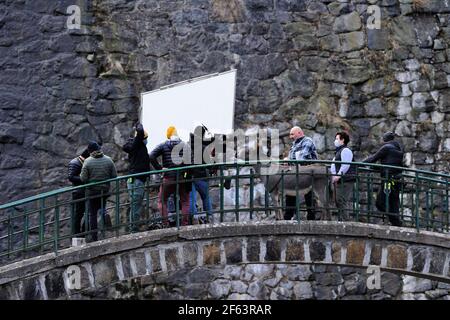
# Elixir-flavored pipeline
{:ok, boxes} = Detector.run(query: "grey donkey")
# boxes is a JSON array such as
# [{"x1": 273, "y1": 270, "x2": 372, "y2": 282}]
[{"x1": 255, "y1": 163, "x2": 331, "y2": 220}]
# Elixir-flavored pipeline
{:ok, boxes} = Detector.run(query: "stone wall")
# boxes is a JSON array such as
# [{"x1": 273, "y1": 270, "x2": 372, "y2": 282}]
[
  {"x1": 95, "y1": 264, "x2": 450, "y2": 300},
  {"x1": 0, "y1": 222, "x2": 449, "y2": 300},
  {"x1": 2, "y1": 0, "x2": 450, "y2": 203}
]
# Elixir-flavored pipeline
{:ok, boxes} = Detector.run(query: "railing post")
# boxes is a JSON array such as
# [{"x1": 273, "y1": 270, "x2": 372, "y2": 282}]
[
  {"x1": 425, "y1": 179, "x2": 431, "y2": 231},
  {"x1": 337, "y1": 177, "x2": 343, "y2": 221},
  {"x1": 39, "y1": 198, "x2": 45, "y2": 254},
  {"x1": 311, "y1": 169, "x2": 316, "y2": 219},
  {"x1": 355, "y1": 166, "x2": 360, "y2": 222},
  {"x1": 430, "y1": 181, "x2": 435, "y2": 231},
  {"x1": 145, "y1": 179, "x2": 150, "y2": 226},
  {"x1": 445, "y1": 179, "x2": 449, "y2": 232},
  {"x1": 115, "y1": 180, "x2": 120, "y2": 237},
  {"x1": 249, "y1": 167, "x2": 254, "y2": 220},
  {"x1": 23, "y1": 207, "x2": 29, "y2": 253},
  {"x1": 54, "y1": 195, "x2": 60, "y2": 255},
  {"x1": 220, "y1": 166, "x2": 224, "y2": 223},
  {"x1": 100, "y1": 191, "x2": 106, "y2": 239},
  {"x1": 235, "y1": 162, "x2": 240, "y2": 222},
  {"x1": 324, "y1": 166, "x2": 330, "y2": 221},
  {"x1": 264, "y1": 175, "x2": 269, "y2": 217},
  {"x1": 400, "y1": 174, "x2": 405, "y2": 226},
  {"x1": 384, "y1": 170, "x2": 389, "y2": 224},
  {"x1": 415, "y1": 172, "x2": 420, "y2": 231},
  {"x1": 368, "y1": 171, "x2": 373, "y2": 223},
  {"x1": 281, "y1": 168, "x2": 285, "y2": 220},
  {"x1": 176, "y1": 170, "x2": 180, "y2": 229},
  {"x1": 84, "y1": 187, "x2": 89, "y2": 239},
  {"x1": 70, "y1": 194, "x2": 75, "y2": 235},
  {"x1": 7, "y1": 210, "x2": 12, "y2": 259},
  {"x1": 130, "y1": 177, "x2": 135, "y2": 232},
  {"x1": 295, "y1": 162, "x2": 300, "y2": 223}
]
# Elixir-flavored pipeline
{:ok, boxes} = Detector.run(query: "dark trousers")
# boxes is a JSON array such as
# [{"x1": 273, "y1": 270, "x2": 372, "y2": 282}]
[
  {"x1": 71, "y1": 192, "x2": 85, "y2": 235},
  {"x1": 375, "y1": 182, "x2": 402, "y2": 227},
  {"x1": 88, "y1": 192, "x2": 109, "y2": 241},
  {"x1": 284, "y1": 190, "x2": 317, "y2": 220}
]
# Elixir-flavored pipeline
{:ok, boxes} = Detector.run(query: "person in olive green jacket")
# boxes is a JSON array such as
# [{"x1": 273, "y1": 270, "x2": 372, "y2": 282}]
[{"x1": 80, "y1": 141, "x2": 117, "y2": 241}]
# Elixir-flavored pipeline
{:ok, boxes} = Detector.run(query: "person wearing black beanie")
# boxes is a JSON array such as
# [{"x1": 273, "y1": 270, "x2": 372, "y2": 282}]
[
  {"x1": 382, "y1": 131, "x2": 395, "y2": 142},
  {"x1": 68, "y1": 146, "x2": 90, "y2": 236},
  {"x1": 87, "y1": 141, "x2": 101, "y2": 153},
  {"x1": 80, "y1": 141, "x2": 117, "y2": 242},
  {"x1": 363, "y1": 132, "x2": 405, "y2": 227},
  {"x1": 122, "y1": 123, "x2": 151, "y2": 232}
]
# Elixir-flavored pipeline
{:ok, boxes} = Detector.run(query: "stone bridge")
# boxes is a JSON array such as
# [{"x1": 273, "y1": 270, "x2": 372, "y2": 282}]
[{"x1": 1, "y1": 221, "x2": 449, "y2": 300}]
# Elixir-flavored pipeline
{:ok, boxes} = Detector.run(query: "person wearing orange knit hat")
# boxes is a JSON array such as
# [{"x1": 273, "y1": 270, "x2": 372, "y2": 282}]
[
  {"x1": 166, "y1": 126, "x2": 177, "y2": 139},
  {"x1": 149, "y1": 125, "x2": 191, "y2": 227}
]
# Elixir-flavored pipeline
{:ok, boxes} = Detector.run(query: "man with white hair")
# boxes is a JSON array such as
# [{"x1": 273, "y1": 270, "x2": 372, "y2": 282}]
[{"x1": 285, "y1": 126, "x2": 318, "y2": 220}]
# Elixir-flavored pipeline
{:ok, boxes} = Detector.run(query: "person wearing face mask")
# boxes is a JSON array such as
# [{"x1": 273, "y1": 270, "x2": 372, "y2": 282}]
[
  {"x1": 123, "y1": 122, "x2": 151, "y2": 232},
  {"x1": 330, "y1": 132, "x2": 356, "y2": 221}
]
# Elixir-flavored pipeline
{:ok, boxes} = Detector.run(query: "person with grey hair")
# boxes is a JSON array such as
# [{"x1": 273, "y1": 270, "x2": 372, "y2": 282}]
[
  {"x1": 363, "y1": 132, "x2": 404, "y2": 227},
  {"x1": 285, "y1": 126, "x2": 319, "y2": 221}
]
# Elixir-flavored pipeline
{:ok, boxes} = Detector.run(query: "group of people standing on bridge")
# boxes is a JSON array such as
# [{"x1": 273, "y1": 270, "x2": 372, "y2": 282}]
[
  {"x1": 285, "y1": 126, "x2": 404, "y2": 227},
  {"x1": 67, "y1": 123, "x2": 213, "y2": 242},
  {"x1": 67, "y1": 122, "x2": 405, "y2": 242}
]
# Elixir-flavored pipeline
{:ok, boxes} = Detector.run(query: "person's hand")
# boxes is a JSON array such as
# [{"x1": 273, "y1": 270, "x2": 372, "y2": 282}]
[{"x1": 331, "y1": 175, "x2": 341, "y2": 184}]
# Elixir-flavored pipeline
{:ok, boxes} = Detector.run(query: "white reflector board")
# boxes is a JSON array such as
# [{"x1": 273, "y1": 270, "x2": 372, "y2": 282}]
[{"x1": 141, "y1": 69, "x2": 236, "y2": 152}]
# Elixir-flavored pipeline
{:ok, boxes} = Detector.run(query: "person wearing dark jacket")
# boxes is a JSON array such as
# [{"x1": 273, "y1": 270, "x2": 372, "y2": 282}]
[
  {"x1": 149, "y1": 126, "x2": 190, "y2": 226},
  {"x1": 188, "y1": 125, "x2": 213, "y2": 223},
  {"x1": 123, "y1": 123, "x2": 150, "y2": 232},
  {"x1": 68, "y1": 147, "x2": 90, "y2": 235},
  {"x1": 80, "y1": 141, "x2": 117, "y2": 241},
  {"x1": 330, "y1": 132, "x2": 356, "y2": 221},
  {"x1": 363, "y1": 132, "x2": 404, "y2": 227}
]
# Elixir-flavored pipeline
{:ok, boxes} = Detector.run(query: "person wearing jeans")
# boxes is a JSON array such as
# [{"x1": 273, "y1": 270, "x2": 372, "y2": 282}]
[
  {"x1": 188, "y1": 125, "x2": 214, "y2": 223},
  {"x1": 127, "y1": 177, "x2": 146, "y2": 231},
  {"x1": 190, "y1": 179, "x2": 212, "y2": 223},
  {"x1": 123, "y1": 123, "x2": 150, "y2": 232}
]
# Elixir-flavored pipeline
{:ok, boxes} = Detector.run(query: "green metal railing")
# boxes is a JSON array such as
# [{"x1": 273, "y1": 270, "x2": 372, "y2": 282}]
[{"x1": 0, "y1": 160, "x2": 449, "y2": 267}]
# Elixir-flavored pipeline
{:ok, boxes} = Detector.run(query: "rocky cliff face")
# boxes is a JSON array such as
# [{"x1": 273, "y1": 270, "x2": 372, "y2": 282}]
[{"x1": 1, "y1": 0, "x2": 450, "y2": 203}]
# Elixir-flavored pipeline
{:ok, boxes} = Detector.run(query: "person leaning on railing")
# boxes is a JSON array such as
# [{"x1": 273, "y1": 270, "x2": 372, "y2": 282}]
[
  {"x1": 330, "y1": 131, "x2": 356, "y2": 221},
  {"x1": 122, "y1": 123, "x2": 150, "y2": 232},
  {"x1": 149, "y1": 126, "x2": 191, "y2": 227},
  {"x1": 80, "y1": 141, "x2": 117, "y2": 242},
  {"x1": 363, "y1": 132, "x2": 404, "y2": 227},
  {"x1": 188, "y1": 125, "x2": 213, "y2": 224},
  {"x1": 67, "y1": 146, "x2": 90, "y2": 235},
  {"x1": 285, "y1": 126, "x2": 319, "y2": 221}
]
